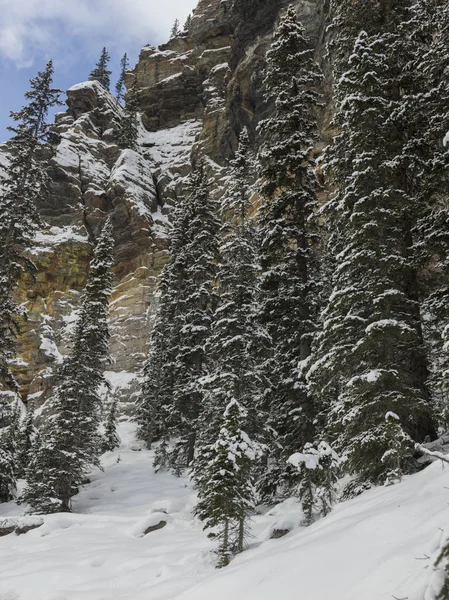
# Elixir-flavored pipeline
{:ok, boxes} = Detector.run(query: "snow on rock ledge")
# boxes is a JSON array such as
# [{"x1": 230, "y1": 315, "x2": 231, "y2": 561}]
[{"x1": 107, "y1": 149, "x2": 157, "y2": 219}]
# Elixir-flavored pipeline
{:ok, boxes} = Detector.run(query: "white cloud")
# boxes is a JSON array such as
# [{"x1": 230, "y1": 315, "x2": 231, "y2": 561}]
[{"x1": 0, "y1": 0, "x2": 199, "y2": 68}]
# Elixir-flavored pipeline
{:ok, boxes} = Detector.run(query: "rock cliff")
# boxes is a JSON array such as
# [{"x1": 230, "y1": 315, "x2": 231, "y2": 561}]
[{"x1": 4, "y1": 0, "x2": 328, "y2": 409}]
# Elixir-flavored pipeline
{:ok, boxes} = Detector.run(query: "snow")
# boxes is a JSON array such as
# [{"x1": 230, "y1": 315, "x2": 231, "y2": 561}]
[
  {"x1": 0, "y1": 515, "x2": 44, "y2": 530},
  {"x1": 141, "y1": 120, "x2": 202, "y2": 169},
  {"x1": 386, "y1": 411, "x2": 400, "y2": 421},
  {"x1": 0, "y1": 143, "x2": 9, "y2": 181},
  {"x1": 347, "y1": 369, "x2": 384, "y2": 387},
  {"x1": 67, "y1": 81, "x2": 101, "y2": 93},
  {"x1": 32, "y1": 226, "x2": 89, "y2": 254},
  {"x1": 1, "y1": 422, "x2": 448, "y2": 600},
  {"x1": 108, "y1": 149, "x2": 156, "y2": 219},
  {"x1": 67, "y1": 81, "x2": 120, "y2": 115},
  {"x1": 443, "y1": 131, "x2": 449, "y2": 147},
  {"x1": 104, "y1": 371, "x2": 139, "y2": 395},
  {"x1": 288, "y1": 450, "x2": 320, "y2": 469},
  {"x1": 159, "y1": 72, "x2": 183, "y2": 85},
  {"x1": 39, "y1": 336, "x2": 64, "y2": 364}
]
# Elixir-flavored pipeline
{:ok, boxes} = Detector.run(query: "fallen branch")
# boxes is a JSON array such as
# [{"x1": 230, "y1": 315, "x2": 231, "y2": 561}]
[{"x1": 415, "y1": 444, "x2": 449, "y2": 464}]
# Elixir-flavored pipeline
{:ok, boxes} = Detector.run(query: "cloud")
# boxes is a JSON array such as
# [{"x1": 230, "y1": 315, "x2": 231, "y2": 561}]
[{"x1": 0, "y1": 0, "x2": 199, "y2": 68}]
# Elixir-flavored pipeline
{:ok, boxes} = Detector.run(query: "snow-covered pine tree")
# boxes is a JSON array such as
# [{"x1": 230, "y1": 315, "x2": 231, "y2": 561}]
[
  {"x1": 194, "y1": 400, "x2": 258, "y2": 567},
  {"x1": 380, "y1": 412, "x2": 414, "y2": 486},
  {"x1": 103, "y1": 395, "x2": 120, "y2": 452},
  {"x1": 194, "y1": 129, "x2": 268, "y2": 482},
  {"x1": 307, "y1": 27, "x2": 435, "y2": 489},
  {"x1": 255, "y1": 5, "x2": 322, "y2": 499},
  {"x1": 116, "y1": 83, "x2": 139, "y2": 150},
  {"x1": 16, "y1": 401, "x2": 36, "y2": 478},
  {"x1": 166, "y1": 160, "x2": 220, "y2": 470},
  {"x1": 410, "y1": 0, "x2": 449, "y2": 426},
  {"x1": 288, "y1": 441, "x2": 339, "y2": 525},
  {"x1": 0, "y1": 401, "x2": 20, "y2": 501},
  {"x1": 24, "y1": 219, "x2": 115, "y2": 513},
  {"x1": 136, "y1": 285, "x2": 176, "y2": 452},
  {"x1": 89, "y1": 48, "x2": 112, "y2": 90},
  {"x1": 135, "y1": 173, "x2": 192, "y2": 457},
  {"x1": 0, "y1": 444, "x2": 15, "y2": 502},
  {"x1": 0, "y1": 60, "x2": 61, "y2": 393},
  {"x1": 115, "y1": 53, "x2": 129, "y2": 103}
]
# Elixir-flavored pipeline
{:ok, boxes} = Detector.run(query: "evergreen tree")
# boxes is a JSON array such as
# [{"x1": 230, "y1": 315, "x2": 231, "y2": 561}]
[
  {"x1": 380, "y1": 412, "x2": 414, "y2": 486},
  {"x1": 89, "y1": 48, "x2": 112, "y2": 90},
  {"x1": 135, "y1": 172, "x2": 193, "y2": 457},
  {"x1": 288, "y1": 441, "x2": 340, "y2": 525},
  {"x1": 255, "y1": 6, "x2": 322, "y2": 499},
  {"x1": 136, "y1": 285, "x2": 176, "y2": 452},
  {"x1": 0, "y1": 444, "x2": 15, "y2": 502},
  {"x1": 163, "y1": 161, "x2": 220, "y2": 470},
  {"x1": 0, "y1": 400, "x2": 20, "y2": 501},
  {"x1": 184, "y1": 14, "x2": 192, "y2": 32},
  {"x1": 0, "y1": 60, "x2": 61, "y2": 392},
  {"x1": 307, "y1": 27, "x2": 435, "y2": 489},
  {"x1": 103, "y1": 395, "x2": 120, "y2": 452},
  {"x1": 115, "y1": 53, "x2": 129, "y2": 103},
  {"x1": 116, "y1": 83, "x2": 139, "y2": 150},
  {"x1": 195, "y1": 129, "x2": 269, "y2": 483},
  {"x1": 194, "y1": 400, "x2": 258, "y2": 567},
  {"x1": 410, "y1": 0, "x2": 449, "y2": 426},
  {"x1": 170, "y1": 19, "x2": 180, "y2": 39},
  {"x1": 24, "y1": 219, "x2": 115, "y2": 513},
  {"x1": 16, "y1": 401, "x2": 36, "y2": 477}
]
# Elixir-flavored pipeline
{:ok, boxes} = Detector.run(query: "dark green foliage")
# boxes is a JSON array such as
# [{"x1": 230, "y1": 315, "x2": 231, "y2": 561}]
[
  {"x1": 136, "y1": 172, "x2": 192, "y2": 454},
  {"x1": 288, "y1": 441, "x2": 340, "y2": 525},
  {"x1": 170, "y1": 19, "x2": 180, "y2": 39},
  {"x1": 164, "y1": 162, "x2": 220, "y2": 469},
  {"x1": 184, "y1": 14, "x2": 192, "y2": 32},
  {"x1": 116, "y1": 83, "x2": 139, "y2": 150},
  {"x1": 137, "y1": 161, "x2": 220, "y2": 471},
  {"x1": 410, "y1": 0, "x2": 449, "y2": 427},
  {"x1": 24, "y1": 220, "x2": 115, "y2": 513},
  {"x1": 136, "y1": 281, "x2": 177, "y2": 451},
  {"x1": 0, "y1": 401, "x2": 20, "y2": 501},
  {"x1": 199, "y1": 130, "x2": 267, "y2": 447},
  {"x1": 0, "y1": 444, "x2": 15, "y2": 502},
  {"x1": 89, "y1": 48, "x2": 112, "y2": 90},
  {"x1": 0, "y1": 60, "x2": 61, "y2": 392},
  {"x1": 256, "y1": 5, "x2": 322, "y2": 499},
  {"x1": 115, "y1": 53, "x2": 129, "y2": 103},
  {"x1": 307, "y1": 16, "x2": 435, "y2": 486},
  {"x1": 16, "y1": 401, "x2": 36, "y2": 478},
  {"x1": 194, "y1": 400, "x2": 258, "y2": 567},
  {"x1": 103, "y1": 395, "x2": 120, "y2": 452},
  {"x1": 380, "y1": 412, "x2": 414, "y2": 486}
]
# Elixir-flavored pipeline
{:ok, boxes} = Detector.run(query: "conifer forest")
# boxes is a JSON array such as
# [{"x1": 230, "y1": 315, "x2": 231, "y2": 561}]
[{"x1": 1, "y1": 1, "x2": 449, "y2": 598}]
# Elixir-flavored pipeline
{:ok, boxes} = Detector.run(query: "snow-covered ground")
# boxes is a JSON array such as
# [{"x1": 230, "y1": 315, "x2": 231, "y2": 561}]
[{"x1": 1, "y1": 422, "x2": 448, "y2": 600}]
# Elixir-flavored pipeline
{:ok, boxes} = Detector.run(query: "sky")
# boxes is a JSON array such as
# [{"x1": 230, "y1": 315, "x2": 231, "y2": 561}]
[{"x1": 0, "y1": 0, "x2": 199, "y2": 141}]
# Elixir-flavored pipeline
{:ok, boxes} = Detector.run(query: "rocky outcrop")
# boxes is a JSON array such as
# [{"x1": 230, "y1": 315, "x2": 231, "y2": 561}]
[
  {"x1": 11, "y1": 80, "x2": 199, "y2": 405},
  {"x1": 3, "y1": 0, "x2": 329, "y2": 410}
]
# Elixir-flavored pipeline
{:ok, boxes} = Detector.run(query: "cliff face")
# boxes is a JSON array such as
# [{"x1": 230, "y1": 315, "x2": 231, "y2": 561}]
[{"x1": 5, "y1": 0, "x2": 328, "y2": 408}]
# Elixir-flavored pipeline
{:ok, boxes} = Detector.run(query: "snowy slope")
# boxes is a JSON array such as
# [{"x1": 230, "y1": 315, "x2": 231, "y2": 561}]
[{"x1": 1, "y1": 423, "x2": 448, "y2": 600}]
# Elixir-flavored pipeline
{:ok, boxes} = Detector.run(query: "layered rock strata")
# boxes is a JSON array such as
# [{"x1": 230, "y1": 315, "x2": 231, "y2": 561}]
[{"x1": 2, "y1": 0, "x2": 327, "y2": 408}]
